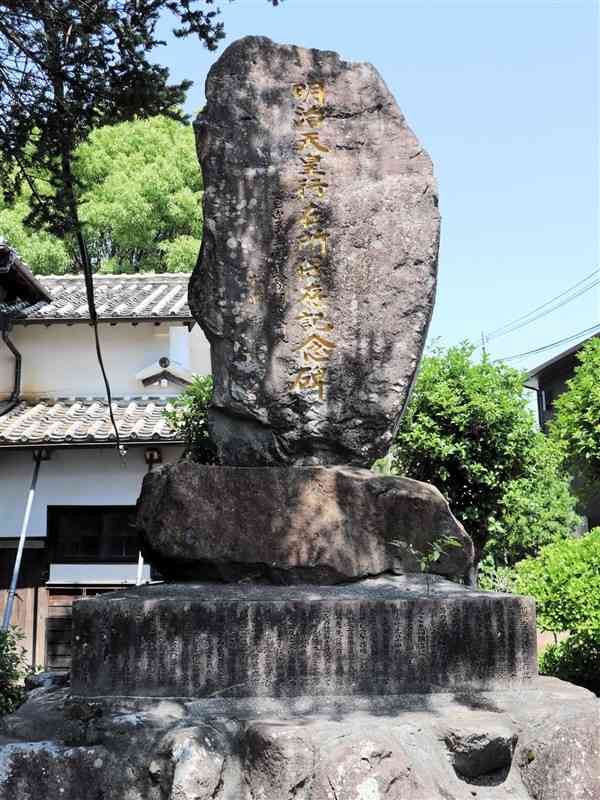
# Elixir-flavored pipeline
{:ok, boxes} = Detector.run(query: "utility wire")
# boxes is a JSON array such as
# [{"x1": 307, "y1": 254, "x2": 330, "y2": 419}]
[
  {"x1": 495, "y1": 323, "x2": 600, "y2": 364},
  {"x1": 76, "y1": 228, "x2": 124, "y2": 456},
  {"x1": 485, "y1": 269, "x2": 600, "y2": 342},
  {"x1": 487, "y1": 268, "x2": 599, "y2": 338},
  {"x1": 487, "y1": 278, "x2": 600, "y2": 342}
]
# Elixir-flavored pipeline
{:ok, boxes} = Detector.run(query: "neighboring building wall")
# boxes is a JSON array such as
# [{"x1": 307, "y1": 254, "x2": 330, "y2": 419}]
[
  {"x1": 0, "y1": 445, "x2": 183, "y2": 668},
  {"x1": 534, "y1": 353, "x2": 579, "y2": 431},
  {"x1": 530, "y1": 343, "x2": 599, "y2": 529},
  {"x1": 0, "y1": 322, "x2": 211, "y2": 400},
  {"x1": 0, "y1": 446, "x2": 182, "y2": 540}
]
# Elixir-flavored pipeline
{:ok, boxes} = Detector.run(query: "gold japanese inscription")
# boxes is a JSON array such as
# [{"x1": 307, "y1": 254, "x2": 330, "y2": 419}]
[
  {"x1": 290, "y1": 80, "x2": 336, "y2": 401},
  {"x1": 295, "y1": 131, "x2": 330, "y2": 154}
]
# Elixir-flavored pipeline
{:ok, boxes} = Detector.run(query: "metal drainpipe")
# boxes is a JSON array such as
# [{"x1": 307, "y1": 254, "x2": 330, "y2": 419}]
[
  {"x1": 1, "y1": 327, "x2": 22, "y2": 416},
  {"x1": 1, "y1": 449, "x2": 43, "y2": 631}
]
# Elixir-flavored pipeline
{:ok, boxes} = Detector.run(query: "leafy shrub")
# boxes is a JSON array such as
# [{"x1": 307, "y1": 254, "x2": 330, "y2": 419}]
[
  {"x1": 539, "y1": 635, "x2": 600, "y2": 694},
  {"x1": 163, "y1": 375, "x2": 217, "y2": 464},
  {"x1": 477, "y1": 555, "x2": 517, "y2": 593},
  {"x1": 0, "y1": 626, "x2": 30, "y2": 715},
  {"x1": 484, "y1": 436, "x2": 579, "y2": 565},
  {"x1": 550, "y1": 337, "x2": 600, "y2": 507},
  {"x1": 514, "y1": 529, "x2": 600, "y2": 694},
  {"x1": 391, "y1": 342, "x2": 579, "y2": 565}
]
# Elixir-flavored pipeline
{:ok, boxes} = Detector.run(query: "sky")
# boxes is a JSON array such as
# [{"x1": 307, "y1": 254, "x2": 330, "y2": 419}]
[{"x1": 156, "y1": 0, "x2": 599, "y2": 373}]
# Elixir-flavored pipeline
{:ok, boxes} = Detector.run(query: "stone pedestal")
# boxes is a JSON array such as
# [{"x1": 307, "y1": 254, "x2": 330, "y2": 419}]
[
  {"x1": 137, "y1": 462, "x2": 474, "y2": 584},
  {"x1": 71, "y1": 576, "x2": 537, "y2": 699},
  {"x1": 2, "y1": 674, "x2": 599, "y2": 799}
]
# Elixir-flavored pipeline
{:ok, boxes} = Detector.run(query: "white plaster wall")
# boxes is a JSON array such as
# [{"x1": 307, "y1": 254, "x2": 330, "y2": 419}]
[
  {"x1": 189, "y1": 324, "x2": 213, "y2": 378},
  {"x1": 0, "y1": 445, "x2": 183, "y2": 539},
  {"x1": 0, "y1": 321, "x2": 212, "y2": 400}
]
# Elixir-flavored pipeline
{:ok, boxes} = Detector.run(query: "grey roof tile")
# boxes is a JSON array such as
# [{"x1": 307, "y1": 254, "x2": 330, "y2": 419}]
[
  {"x1": 15, "y1": 274, "x2": 192, "y2": 323},
  {"x1": 0, "y1": 397, "x2": 181, "y2": 446}
]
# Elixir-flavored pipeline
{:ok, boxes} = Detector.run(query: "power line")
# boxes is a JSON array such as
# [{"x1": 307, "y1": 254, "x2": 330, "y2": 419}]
[
  {"x1": 485, "y1": 268, "x2": 600, "y2": 342},
  {"x1": 487, "y1": 278, "x2": 600, "y2": 341},
  {"x1": 495, "y1": 323, "x2": 600, "y2": 364}
]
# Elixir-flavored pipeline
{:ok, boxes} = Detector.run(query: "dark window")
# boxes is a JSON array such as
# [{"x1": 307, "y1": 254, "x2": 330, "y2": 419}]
[{"x1": 47, "y1": 506, "x2": 139, "y2": 563}]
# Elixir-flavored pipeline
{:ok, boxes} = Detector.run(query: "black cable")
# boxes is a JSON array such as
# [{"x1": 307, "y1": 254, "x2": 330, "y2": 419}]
[
  {"x1": 486, "y1": 268, "x2": 600, "y2": 341},
  {"x1": 76, "y1": 228, "x2": 123, "y2": 455},
  {"x1": 486, "y1": 278, "x2": 600, "y2": 342},
  {"x1": 495, "y1": 323, "x2": 600, "y2": 364}
]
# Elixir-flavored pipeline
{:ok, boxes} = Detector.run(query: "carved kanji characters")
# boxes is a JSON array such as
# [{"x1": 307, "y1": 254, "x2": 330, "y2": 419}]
[
  {"x1": 295, "y1": 309, "x2": 334, "y2": 332},
  {"x1": 292, "y1": 366, "x2": 326, "y2": 400},
  {"x1": 295, "y1": 131, "x2": 330, "y2": 154},
  {"x1": 298, "y1": 230, "x2": 329, "y2": 257},
  {"x1": 297, "y1": 333, "x2": 336, "y2": 363},
  {"x1": 299, "y1": 203, "x2": 320, "y2": 229},
  {"x1": 300, "y1": 283, "x2": 327, "y2": 310},
  {"x1": 300, "y1": 155, "x2": 325, "y2": 177},
  {"x1": 294, "y1": 105, "x2": 326, "y2": 129},
  {"x1": 296, "y1": 256, "x2": 322, "y2": 279},
  {"x1": 291, "y1": 81, "x2": 326, "y2": 106},
  {"x1": 296, "y1": 176, "x2": 329, "y2": 199}
]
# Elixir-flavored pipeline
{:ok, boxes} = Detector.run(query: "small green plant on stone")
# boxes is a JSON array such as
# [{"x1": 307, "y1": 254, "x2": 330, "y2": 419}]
[
  {"x1": 163, "y1": 375, "x2": 218, "y2": 464},
  {"x1": 390, "y1": 535, "x2": 462, "y2": 595},
  {"x1": 0, "y1": 626, "x2": 30, "y2": 715}
]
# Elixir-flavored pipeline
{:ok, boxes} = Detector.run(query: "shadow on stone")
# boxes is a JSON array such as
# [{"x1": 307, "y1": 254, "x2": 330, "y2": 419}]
[{"x1": 444, "y1": 729, "x2": 517, "y2": 787}]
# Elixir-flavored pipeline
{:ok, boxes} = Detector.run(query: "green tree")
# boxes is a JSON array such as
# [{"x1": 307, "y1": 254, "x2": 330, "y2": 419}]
[
  {"x1": 0, "y1": 0, "x2": 278, "y2": 442},
  {"x1": 514, "y1": 529, "x2": 600, "y2": 694},
  {"x1": 485, "y1": 434, "x2": 579, "y2": 565},
  {"x1": 76, "y1": 116, "x2": 202, "y2": 273},
  {"x1": 0, "y1": 116, "x2": 202, "y2": 273},
  {"x1": 0, "y1": 0, "x2": 278, "y2": 245},
  {"x1": 550, "y1": 337, "x2": 600, "y2": 507},
  {"x1": 391, "y1": 343, "x2": 578, "y2": 567},
  {"x1": 0, "y1": 191, "x2": 70, "y2": 274}
]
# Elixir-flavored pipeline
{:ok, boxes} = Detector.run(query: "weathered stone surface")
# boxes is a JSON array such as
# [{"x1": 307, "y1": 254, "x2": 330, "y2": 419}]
[
  {"x1": 70, "y1": 577, "x2": 536, "y2": 699},
  {"x1": 443, "y1": 722, "x2": 517, "y2": 781},
  {"x1": 189, "y1": 36, "x2": 440, "y2": 467},
  {"x1": 2, "y1": 676, "x2": 598, "y2": 799},
  {"x1": 137, "y1": 462, "x2": 473, "y2": 583}
]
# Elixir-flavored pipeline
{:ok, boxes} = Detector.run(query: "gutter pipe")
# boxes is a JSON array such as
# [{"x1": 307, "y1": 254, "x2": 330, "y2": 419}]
[
  {"x1": 1, "y1": 327, "x2": 22, "y2": 417},
  {"x1": 1, "y1": 449, "x2": 43, "y2": 631}
]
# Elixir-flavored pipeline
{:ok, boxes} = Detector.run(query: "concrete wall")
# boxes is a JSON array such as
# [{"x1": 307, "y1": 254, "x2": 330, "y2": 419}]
[
  {"x1": 0, "y1": 321, "x2": 211, "y2": 399},
  {"x1": 0, "y1": 445, "x2": 183, "y2": 539}
]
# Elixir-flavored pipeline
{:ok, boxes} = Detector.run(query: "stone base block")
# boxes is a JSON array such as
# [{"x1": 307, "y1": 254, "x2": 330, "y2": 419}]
[
  {"x1": 2, "y1": 675, "x2": 599, "y2": 799},
  {"x1": 136, "y1": 462, "x2": 474, "y2": 583},
  {"x1": 71, "y1": 576, "x2": 537, "y2": 698}
]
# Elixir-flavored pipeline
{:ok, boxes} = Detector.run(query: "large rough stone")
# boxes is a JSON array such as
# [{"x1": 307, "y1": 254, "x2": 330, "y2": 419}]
[
  {"x1": 189, "y1": 36, "x2": 440, "y2": 467},
  {"x1": 137, "y1": 461, "x2": 473, "y2": 583},
  {"x1": 2, "y1": 676, "x2": 598, "y2": 799},
  {"x1": 69, "y1": 577, "x2": 536, "y2": 699}
]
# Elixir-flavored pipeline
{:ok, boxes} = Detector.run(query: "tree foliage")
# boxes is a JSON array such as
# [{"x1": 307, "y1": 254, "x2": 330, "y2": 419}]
[
  {"x1": 514, "y1": 529, "x2": 600, "y2": 694},
  {"x1": 0, "y1": 116, "x2": 202, "y2": 273},
  {"x1": 0, "y1": 0, "x2": 278, "y2": 250},
  {"x1": 485, "y1": 434, "x2": 579, "y2": 565},
  {"x1": 0, "y1": 190, "x2": 70, "y2": 274},
  {"x1": 391, "y1": 343, "x2": 578, "y2": 564},
  {"x1": 0, "y1": 626, "x2": 30, "y2": 716},
  {"x1": 550, "y1": 337, "x2": 600, "y2": 505},
  {"x1": 163, "y1": 374, "x2": 217, "y2": 463},
  {"x1": 77, "y1": 116, "x2": 203, "y2": 272}
]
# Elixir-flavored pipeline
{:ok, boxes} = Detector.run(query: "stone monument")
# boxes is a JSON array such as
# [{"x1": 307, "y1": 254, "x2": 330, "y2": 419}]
[{"x1": 1, "y1": 37, "x2": 597, "y2": 800}]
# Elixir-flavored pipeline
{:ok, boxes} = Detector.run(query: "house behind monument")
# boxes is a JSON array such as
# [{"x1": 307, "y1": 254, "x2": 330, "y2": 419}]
[
  {"x1": 0, "y1": 241, "x2": 211, "y2": 670},
  {"x1": 525, "y1": 333, "x2": 600, "y2": 529}
]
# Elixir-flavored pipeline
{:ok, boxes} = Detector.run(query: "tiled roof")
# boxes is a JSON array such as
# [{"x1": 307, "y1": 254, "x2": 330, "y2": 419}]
[
  {"x1": 0, "y1": 397, "x2": 181, "y2": 447},
  {"x1": 14, "y1": 274, "x2": 192, "y2": 324},
  {"x1": 0, "y1": 239, "x2": 51, "y2": 315}
]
